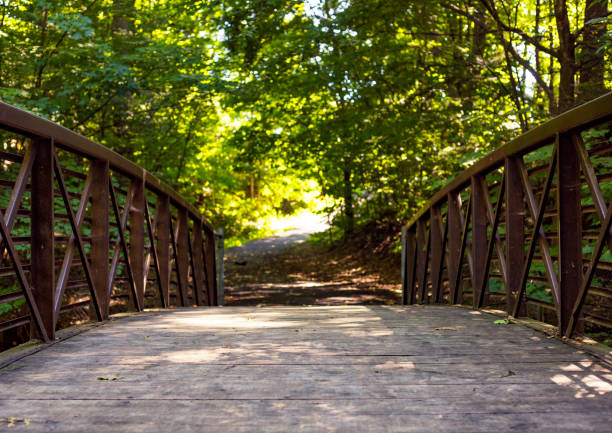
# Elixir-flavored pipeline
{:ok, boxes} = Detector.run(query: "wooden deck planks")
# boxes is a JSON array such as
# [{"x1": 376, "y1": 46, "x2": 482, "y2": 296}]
[{"x1": 0, "y1": 305, "x2": 610, "y2": 432}]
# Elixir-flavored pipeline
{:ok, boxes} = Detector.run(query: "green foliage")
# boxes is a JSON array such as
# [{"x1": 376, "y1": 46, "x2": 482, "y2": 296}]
[
  {"x1": 586, "y1": 331, "x2": 612, "y2": 347},
  {"x1": 306, "y1": 224, "x2": 344, "y2": 247},
  {"x1": 0, "y1": 0, "x2": 313, "y2": 244},
  {"x1": 0, "y1": 0, "x2": 610, "y2": 244},
  {"x1": 0, "y1": 285, "x2": 23, "y2": 316},
  {"x1": 488, "y1": 279, "x2": 505, "y2": 294}
]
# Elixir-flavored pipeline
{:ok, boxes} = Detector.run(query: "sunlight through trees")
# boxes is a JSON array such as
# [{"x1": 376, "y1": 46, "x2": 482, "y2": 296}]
[{"x1": 0, "y1": 0, "x2": 609, "y2": 242}]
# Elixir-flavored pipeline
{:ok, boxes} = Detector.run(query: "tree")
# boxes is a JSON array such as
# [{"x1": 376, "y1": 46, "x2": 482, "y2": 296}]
[
  {"x1": 1, "y1": 0, "x2": 610, "y2": 241},
  {"x1": 450, "y1": 0, "x2": 610, "y2": 115}
]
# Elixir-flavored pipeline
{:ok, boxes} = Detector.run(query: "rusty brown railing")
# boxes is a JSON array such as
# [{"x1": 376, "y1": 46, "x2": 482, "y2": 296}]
[
  {"x1": 401, "y1": 92, "x2": 612, "y2": 338},
  {"x1": 0, "y1": 101, "x2": 218, "y2": 346}
]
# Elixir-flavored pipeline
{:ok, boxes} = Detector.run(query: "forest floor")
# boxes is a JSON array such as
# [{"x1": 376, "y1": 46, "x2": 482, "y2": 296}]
[{"x1": 224, "y1": 213, "x2": 402, "y2": 306}]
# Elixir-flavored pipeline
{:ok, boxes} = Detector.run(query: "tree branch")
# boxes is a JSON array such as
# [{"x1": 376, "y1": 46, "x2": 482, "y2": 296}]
[
  {"x1": 478, "y1": 0, "x2": 559, "y2": 57},
  {"x1": 445, "y1": 1, "x2": 556, "y2": 108},
  {"x1": 446, "y1": 1, "x2": 558, "y2": 58},
  {"x1": 36, "y1": 0, "x2": 101, "y2": 88}
]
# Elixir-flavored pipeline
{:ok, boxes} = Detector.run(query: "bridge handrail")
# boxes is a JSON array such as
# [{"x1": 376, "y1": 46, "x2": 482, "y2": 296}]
[
  {"x1": 0, "y1": 101, "x2": 219, "y2": 345},
  {"x1": 402, "y1": 92, "x2": 612, "y2": 339},
  {"x1": 0, "y1": 101, "x2": 211, "y2": 230}
]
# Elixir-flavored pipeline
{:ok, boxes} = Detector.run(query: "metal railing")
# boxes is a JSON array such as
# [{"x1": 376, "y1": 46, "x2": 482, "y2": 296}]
[
  {"x1": 401, "y1": 93, "x2": 612, "y2": 338},
  {"x1": 0, "y1": 101, "x2": 218, "y2": 345}
]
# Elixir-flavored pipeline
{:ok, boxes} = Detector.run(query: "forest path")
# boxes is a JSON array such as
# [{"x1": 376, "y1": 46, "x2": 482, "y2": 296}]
[
  {"x1": 224, "y1": 213, "x2": 401, "y2": 306},
  {"x1": 225, "y1": 211, "x2": 329, "y2": 260}
]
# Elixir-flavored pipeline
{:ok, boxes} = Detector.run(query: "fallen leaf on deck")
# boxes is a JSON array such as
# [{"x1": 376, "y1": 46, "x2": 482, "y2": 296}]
[
  {"x1": 97, "y1": 376, "x2": 123, "y2": 381},
  {"x1": 0, "y1": 418, "x2": 30, "y2": 427},
  {"x1": 434, "y1": 327, "x2": 456, "y2": 331}
]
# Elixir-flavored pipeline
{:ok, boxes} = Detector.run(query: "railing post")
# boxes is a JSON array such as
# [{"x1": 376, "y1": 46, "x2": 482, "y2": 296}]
[
  {"x1": 401, "y1": 226, "x2": 407, "y2": 304},
  {"x1": 215, "y1": 228, "x2": 224, "y2": 306},
  {"x1": 191, "y1": 219, "x2": 206, "y2": 305},
  {"x1": 429, "y1": 206, "x2": 444, "y2": 303},
  {"x1": 176, "y1": 207, "x2": 190, "y2": 306},
  {"x1": 156, "y1": 194, "x2": 171, "y2": 307},
  {"x1": 90, "y1": 160, "x2": 110, "y2": 319},
  {"x1": 204, "y1": 229, "x2": 217, "y2": 306},
  {"x1": 505, "y1": 156, "x2": 526, "y2": 315},
  {"x1": 401, "y1": 226, "x2": 418, "y2": 305},
  {"x1": 30, "y1": 138, "x2": 55, "y2": 340},
  {"x1": 446, "y1": 192, "x2": 462, "y2": 304},
  {"x1": 129, "y1": 177, "x2": 145, "y2": 310},
  {"x1": 471, "y1": 176, "x2": 488, "y2": 307},
  {"x1": 416, "y1": 217, "x2": 429, "y2": 304},
  {"x1": 404, "y1": 227, "x2": 417, "y2": 305},
  {"x1": 557, "y1": 132, "x2": 583, "y2": 336}
]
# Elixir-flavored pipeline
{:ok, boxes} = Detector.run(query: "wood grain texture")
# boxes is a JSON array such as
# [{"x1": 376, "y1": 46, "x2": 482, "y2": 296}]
[{"x1": 0, "y1": 306, "x2": 610, "y2": 432}]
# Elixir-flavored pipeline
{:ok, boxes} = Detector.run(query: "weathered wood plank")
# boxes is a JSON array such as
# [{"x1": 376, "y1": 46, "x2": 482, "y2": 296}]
[{"x1": 0, "y1": 398, "x2": 611, "y2": 433}]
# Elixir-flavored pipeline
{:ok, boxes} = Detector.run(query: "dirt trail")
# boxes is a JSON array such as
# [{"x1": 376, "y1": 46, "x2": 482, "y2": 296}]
[
  {"x1": 225, "y1": 212, "x2": 328, "y2": 261},
  {"x1": 224, "y1": 213, "x2": 401, "y2": 306}
]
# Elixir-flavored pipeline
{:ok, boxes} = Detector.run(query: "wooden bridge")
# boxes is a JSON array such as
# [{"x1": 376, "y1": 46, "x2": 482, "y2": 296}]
[{"x1": 0, "y1": 96, "x2": 611, "y2": 431}]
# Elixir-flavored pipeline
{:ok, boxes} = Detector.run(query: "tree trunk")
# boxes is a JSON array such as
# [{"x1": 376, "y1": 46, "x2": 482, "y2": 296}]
[
  {"x1": 534, "y1": 0, "x2": 542, "y2": 104},
  {"x1": 0, "y1": 1, "x2": 8, "y2": 85},
  {"x1": 547, "y1": 5, "x2": 557, "y2": 114},
  {"x1": 343, "y1": 165, "x2": 354, "y2": 234},
  {"x1": 471, "y1": 7, "x2": 487, "y2": 57},
  {"x1": 34, "y1": 8, "x2": 49, "y2": 89},
  {"x1": 464, "y1": 5, "x2": 487, "y2": 108},
  {"x1": 501, "y1": 41, "x2": 529, "y2": 132},
  {"x1": 111, "y1": 0, "x2": 135, "y2": 140},
  {"x1": 553, "y1": 0, "x2": 576, "y2": 113},
  {"x1": 578, "y1": 0, "x2": 608, "y2": 103}
]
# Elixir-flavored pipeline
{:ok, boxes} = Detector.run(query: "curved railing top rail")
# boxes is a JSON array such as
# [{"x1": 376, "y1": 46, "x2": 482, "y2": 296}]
[
  {"x1": 406, "y1": 92, "x2": 612, "y2": 229},
  {"x1": 0, "y1": 101, "x2": 213, "y2": 232}
]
